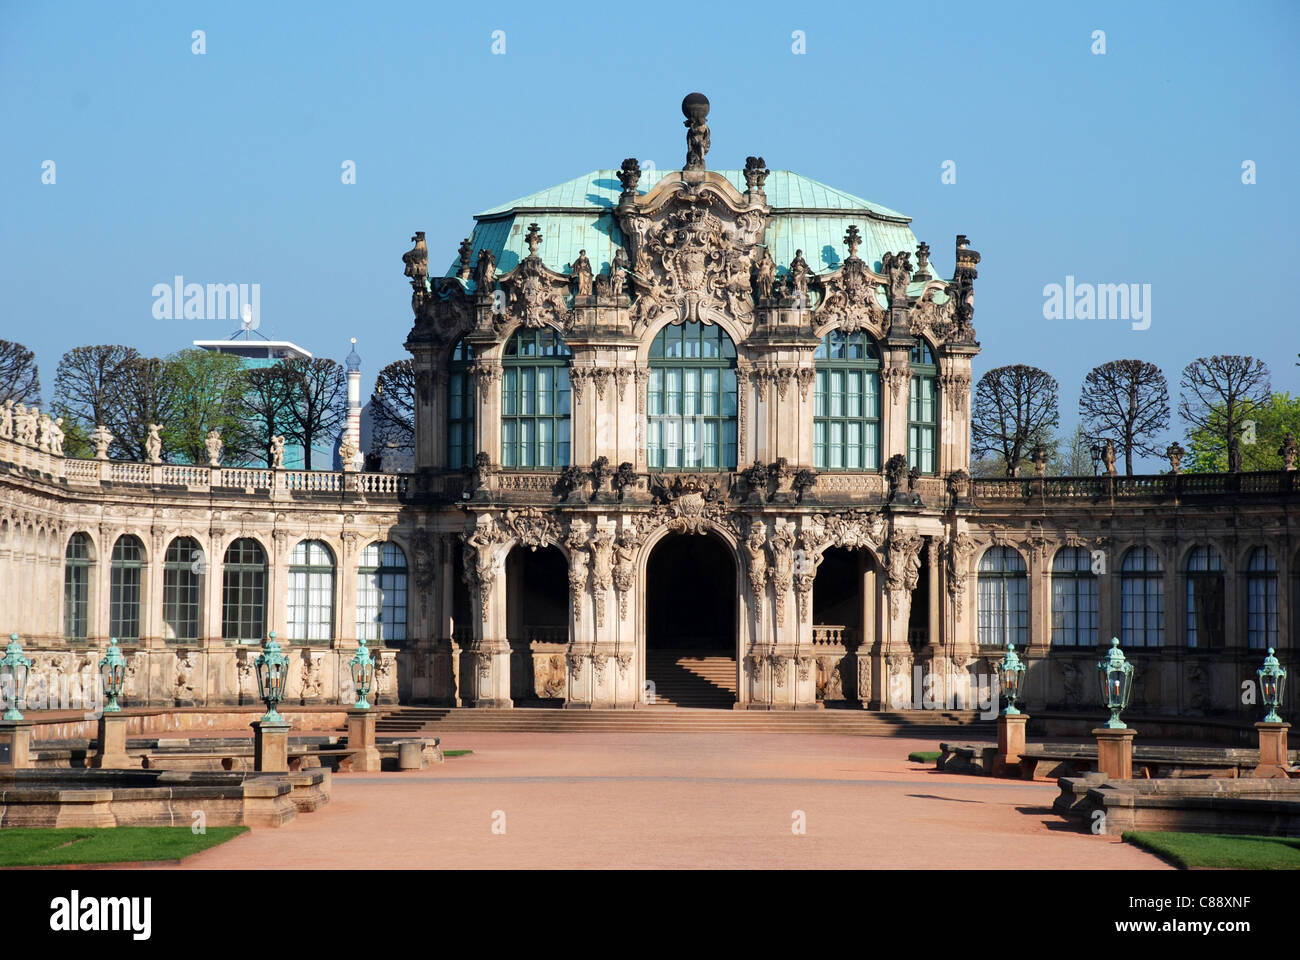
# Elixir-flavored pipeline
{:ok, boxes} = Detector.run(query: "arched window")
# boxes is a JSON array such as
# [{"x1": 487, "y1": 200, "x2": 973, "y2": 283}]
[
  {"x1": 222, "y1": 538, "x2": 267, "y2": 642},
  {"x1": 109, "y1": 535, "x2": 145, "y2": 641},
  {"x1": 163, "y1": 537, "x2": 203, "y2": 642},
  {"x1": 1051, "y1": 547, "x2": 1097, "y2": 646},
  {"x1": 908, "y1": 338, "x2": 939, "y2": 474},
  {"x1": 1185, "y1": 546, "x2": 1224, "y2": 648},
  {"x1": 502, "y1": 328, "x2": 571, "y2": 468},
  {"x1": 977, "y1": 547, "x2": 1027, "y2": 647},
  {"x1": 357, "y1": 541, "x2": 408, "y2": 645},
  {"x1": 1121, "y1": 547, "x2": 1164, "y2": 647},
  {"x1": 1246, "y1": 547, "x2": 1278, "y2": 650},
  {"x1": 64, "y1": 533, "x2": 92, "y2": 641},
  {"x1": 813, "y1": 330, "x2": 880, "y2": 470},
  {"x1": 288, "y1": 540, "x2": 335, "y2": 641},
  {"x1": 647, "y1": 321, "x2": 737, "y2": 470},
  {"x1": 447, "y1": 338, "x2": 475, "y2": 470}
]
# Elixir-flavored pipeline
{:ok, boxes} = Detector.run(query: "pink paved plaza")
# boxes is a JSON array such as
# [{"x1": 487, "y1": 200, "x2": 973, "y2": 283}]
[{"x1": 172, "y1": 732, "x2": 1166, "y2": 870}]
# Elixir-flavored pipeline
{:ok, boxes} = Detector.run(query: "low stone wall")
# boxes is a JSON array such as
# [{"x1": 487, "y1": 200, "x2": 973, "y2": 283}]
[
  {"x1": 1055, "y1": 775, "x2": 1300, "y2": 836},
  {"x1": 29, "y1": 707, "x2": 353, "y2": 742},
  {"x1": 0, "y1": 768, "x2": 330, "y2": 829}
]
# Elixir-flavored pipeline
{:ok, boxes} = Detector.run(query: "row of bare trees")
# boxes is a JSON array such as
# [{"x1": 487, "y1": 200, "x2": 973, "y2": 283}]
[{"x1": 972, "y1": 355, "x2": 1279, "y2": 476}]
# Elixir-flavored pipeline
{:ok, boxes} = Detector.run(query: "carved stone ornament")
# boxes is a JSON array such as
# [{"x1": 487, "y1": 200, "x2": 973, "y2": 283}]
[
  {"x1": 503, "y1": 507, "x2": 562, "y2": 550},
  {"x1": 814, "y1": 226, "x2": 887, "y2": 333},
  {"x1": 885, "y1": 531, "x2": 923, "y2": 621},
  {"x1": 810, "y1": 510, "x2": 887, "y2": 551},
  {"x1": 945, "y1": 531, "x2": 976, "y2": 617},
  {"x1": 501, "y1": 224, "x2": 572, "y2": 330}
]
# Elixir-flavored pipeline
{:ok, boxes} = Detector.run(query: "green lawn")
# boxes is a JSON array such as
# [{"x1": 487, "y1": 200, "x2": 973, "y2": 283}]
[
  {"x1": 0, "y1": 826, "x2": 247, "y2": 867},
  {"x1": 1123, "y1": 831, "x2": 1300, "y2": 870},
  {"x1": 443, "y1": 749, "x2": 473, "y2": 758},
  {"x1": 908, "y1": 751, "x2": 941, "y2": 764}
]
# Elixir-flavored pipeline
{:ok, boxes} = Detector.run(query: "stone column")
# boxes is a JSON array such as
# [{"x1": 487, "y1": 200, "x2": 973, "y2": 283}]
[
  {"x1": 93, "y1": 713, "x2": 133, "y2": 768},
  {"x1": 252, "y1": 719, "x2": 291, "y2": 772},
  {"x1": 993, "y1": 712, "x2": 1029, "y2": 777},
  {"x1": 345, "y1": 708, "x2": 381, "y2": 772}
]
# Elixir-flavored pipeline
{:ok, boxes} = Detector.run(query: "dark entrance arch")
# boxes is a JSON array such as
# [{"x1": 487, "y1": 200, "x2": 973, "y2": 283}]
[
  {"x1": 506, "y1": 544, "x2": 568, "y2": 703},
  {"x1": 644, "y1": 532, "x2": 736, "y2": 707}
]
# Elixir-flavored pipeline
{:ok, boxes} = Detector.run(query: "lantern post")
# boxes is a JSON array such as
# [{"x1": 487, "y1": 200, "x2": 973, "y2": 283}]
[
  {"x1": 93, "y1": 639, "x2": 134, "y2": 768},
  {"x1": 345, "y1": 638, "x2": 381, "y2": 772},
  {"x1": 1093, "y1": 638, "x2": 1137, "y2": 779},
  {"x1": 993, "y1": 643, "x2": 1029, "y2": 777},
  {"x1": 251, "y1": 633, "x2": 292, "y2": 772},
  {"x1": 0, "y1": 634, "x2": 34, "y2": 770},
  {"x1": 1254, "y1": 648, "x2": 1290, "y2": 778}
]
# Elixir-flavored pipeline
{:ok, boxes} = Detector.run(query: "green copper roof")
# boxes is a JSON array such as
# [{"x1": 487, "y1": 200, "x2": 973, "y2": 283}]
[{"x1": 448, "y1": 169, "x2": 943, "y2": 287}]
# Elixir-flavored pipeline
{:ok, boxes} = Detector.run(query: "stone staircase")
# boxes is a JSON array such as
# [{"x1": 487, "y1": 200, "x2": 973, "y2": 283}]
[{"x1": 644, "y1": 652, "x2": 737, "y2": 708}]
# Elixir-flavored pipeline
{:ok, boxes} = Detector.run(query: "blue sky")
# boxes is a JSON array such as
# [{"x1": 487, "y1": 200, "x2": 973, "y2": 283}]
[{"x1": 2, "y1": 0, "x2": 1296, "y2": 466}]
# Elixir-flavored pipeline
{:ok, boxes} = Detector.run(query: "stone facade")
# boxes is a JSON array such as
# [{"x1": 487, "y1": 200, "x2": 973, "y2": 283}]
[{"x1": 1, "y1": 97, "x2": 1295, "y2": 719}]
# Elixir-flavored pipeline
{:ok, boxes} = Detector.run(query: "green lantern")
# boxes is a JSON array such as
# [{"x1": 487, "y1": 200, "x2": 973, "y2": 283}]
[
  {"x1": 999, "y1": 642, "x2": 1026, "y2": 716},
  {"x1": 1, "y1": 634, "x2": 33, "y2": 721},
  {"x1": 98, "y1": 638, "x2": 127, "y2": 713},
  {"x1": 1097, "y1": 637, "x2": 1134, "y2": 729},
  {"x1": 254, "y1": 632, "x2": 290, "y2": 723},
  {"x1": 350, "y1": 637, "x2": 375, "y2": 711},
  {"x1": 1258, "y1": 647, "x2": 1287, "y2": 724}
]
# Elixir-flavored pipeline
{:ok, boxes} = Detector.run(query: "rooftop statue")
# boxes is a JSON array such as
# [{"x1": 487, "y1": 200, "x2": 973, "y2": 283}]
[{"x1": 682, "y1": 92, "x2": 710, "y2": 172}]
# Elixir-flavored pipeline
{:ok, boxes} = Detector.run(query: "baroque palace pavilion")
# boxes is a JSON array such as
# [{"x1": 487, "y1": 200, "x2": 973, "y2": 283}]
[{"x1": 0, "y1": 95, "x2": 1295, "y2": 719}]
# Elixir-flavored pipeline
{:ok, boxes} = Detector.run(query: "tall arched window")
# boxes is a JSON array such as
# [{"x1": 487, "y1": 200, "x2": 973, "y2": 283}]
[
  {"x1": 64, "y1": 533, "x2": 93, "y2": 641},
  {"x1": 1185, "y1": 546, "x2": 1224, "y2": 648},
  {"x1": 647, "y1": 321, "x2": 737, "y2": 470},
  {"x1": 163, "y1": 537, "x2": 203, "y2": 642},
  {"x1": 977, "y1": 546, "x2": 1028, "y2": 647},
  {"x1": 1051, "y1": 546, "x2": 1097, "y2": 646},
  {"x1": 288, "y1": 540, "x2": 335, "y2": 641},
  {"x1": 908, "y1": 338, "x2": 939, "y2": 474},
  {"x1": 1246, "y1": 547, "x2": 1278, "y2": 650},
  {"x1": 109, "y1": 535, "x2": 145, "y2": 641},
  {"x1": 813, "y1": 330, "x2": 880, "y2": 470},
  {"x1": 1121, "y1": 546, "x2": 1164, "y2": 647},
  {"x1": 357, "y1": 541, "x2": 408, "y2": 645},
  {"x1": 502, "y1": 328, "x2": 571, "y2": 468},
  {"x1": 447, "y1": 338, "x2": 475, "y2": 470},
  {"x1": 222, "y1": 538, "x2": 267, "y2": 642}
]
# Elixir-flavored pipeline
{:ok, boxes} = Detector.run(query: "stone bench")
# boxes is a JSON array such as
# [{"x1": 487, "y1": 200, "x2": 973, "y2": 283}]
[{"x1": 1056, "y1": 774, "x2": 1300, "y2": 836}]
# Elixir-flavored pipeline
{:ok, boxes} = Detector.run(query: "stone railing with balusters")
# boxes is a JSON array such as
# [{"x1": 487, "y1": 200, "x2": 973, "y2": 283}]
[
  {"x1": 0, "y1": 434, "x2": 408, "y2": 500},
  {"x1": 971, "y1": 470, "x2": 1297, "y2": 505},
  {"x1": 811, "y1": 625, "x2": 856, "y2": 648}
]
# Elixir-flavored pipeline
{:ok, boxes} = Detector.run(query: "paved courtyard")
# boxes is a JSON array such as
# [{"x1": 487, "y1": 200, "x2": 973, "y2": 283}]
[{"x1": 174, "y1": 732, "x2": 1166, "y2": 869}]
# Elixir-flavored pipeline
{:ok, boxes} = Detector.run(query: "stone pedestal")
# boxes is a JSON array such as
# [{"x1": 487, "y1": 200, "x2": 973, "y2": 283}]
[
  {"x1": 0, "y1": 720, "x2": 33, "y2": 770},
  {"x1": 993, "y1": 712, "x2": 1029, "y2": 777},
  {"x1": 346, "y1": 708, "x2": 382, "y2": 772},
  {"x1": 93, "y1": 712, "x2": 134, "y2": 768},
  {"x1": 1093, "y1": 726, "x2": 1137, "y2": 779},
  {"x1": 251, "y1": 719, "x2": 291, "y2": 773},
  {"x1": 1253, "y1": 721, "x2": 1291, "y2": 778}
]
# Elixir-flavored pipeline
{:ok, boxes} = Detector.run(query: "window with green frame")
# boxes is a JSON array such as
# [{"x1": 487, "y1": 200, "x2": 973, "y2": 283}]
[
  {"x1": 447, "y1": 338, "x2": 475, "y2": 470},
  {"x1": 109, "y1": 535, "x2": 145, "y2": 642},
  {"x1": 222, "y1": 538, "x2": 267, "y2": 642},
  {"x1": 647, "y1": 321, "x2": 737, "y2": 470},
  {"x1": 64, "y1": 532, "x2": 92, "y2": 641},
  {"x1": 908, "y1": 338, "x2": 939, "y2": 474},
  {"x1": 501, "y1": 328, "x2": 571, "y2": 469},
  {"x1": 163, "y1": 536, "x2": 203, "y2": 642},
  {"x1": 813, "y1": 330, "x2": 880, "y2": 470}
]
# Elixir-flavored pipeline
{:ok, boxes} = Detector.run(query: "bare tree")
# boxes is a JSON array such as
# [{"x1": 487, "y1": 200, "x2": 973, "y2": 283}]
[
  {"x1": 108, "y1": 356, "x2": 181, "y2": 461},
  {"x1": 0, "y1": 340, "x2": 41, "y2": 405},
  {"x1": 369, "y1": 359, "x2": 415, "y2": 454},
  {"x1": 1179, "y1": 355, "x2": 1271, "y2": 473},
  {"x1": 281, "y1": 357, "x2": 348, "y2": 470},
  {"x1": 238, "y1": 365, "x2": 294, "y2": 468},
  {"x1": 971, "y1": 365, "x2": 1060, "y2": 477},
  {"x1": 1078, "y1": 359, "x2": 1170, "y2": 475},
  {"x1": 53, "y1": 345, "x2": 141, "y2": 430}
]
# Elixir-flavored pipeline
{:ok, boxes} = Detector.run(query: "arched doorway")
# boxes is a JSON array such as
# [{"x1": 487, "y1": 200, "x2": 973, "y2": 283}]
[
  {"x1": 644, "y1": 532, "x2": 737, "y2": 707},
  {"x1": 812, "y1": 545, "x2": 875, "y2": 706},
  {"x1": 506, "y1": 544, "x2": 569, "y2": 703}
]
